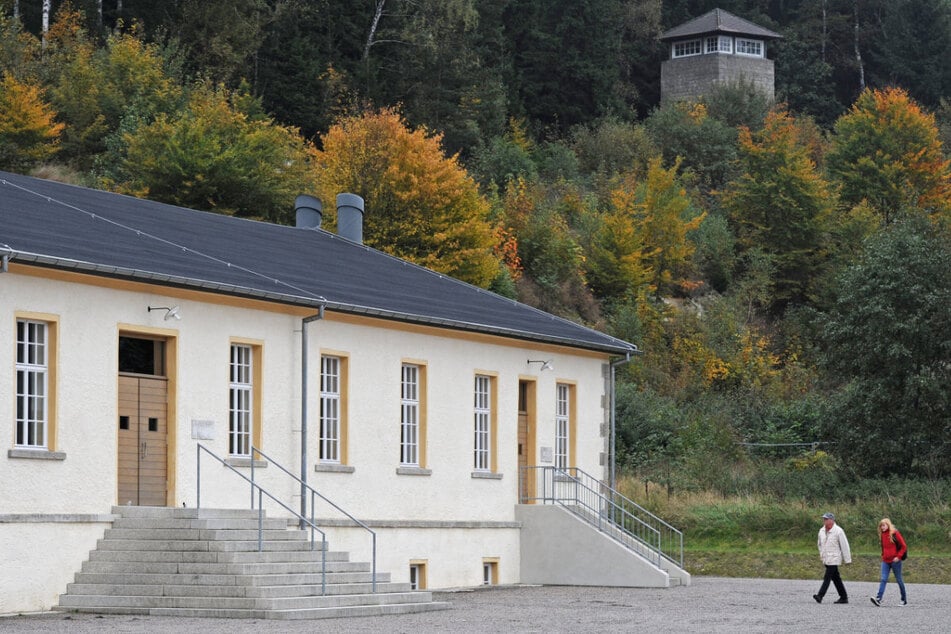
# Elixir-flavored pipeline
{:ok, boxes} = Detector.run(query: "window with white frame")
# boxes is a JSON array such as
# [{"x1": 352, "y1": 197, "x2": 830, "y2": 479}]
[
  {"x1": 229, "y1": 344, "x2": 253, "y2": 456},
  {"x1": 736, "y1": 38, "x2": 763, "y2": 57},
  {"x1": 320, "y1": 355, "x2": 341, "y2": 462},
  {"x1": 672, "y1": 39, "x2": 702, "y2": 58},
  {"x1": 555, "y1": 383, "x2": 570, "y2": 470},
  {"x1": 706, "y1": 35, "x2": 732, "y2": 53},
  {"x1": 400, "y1": 364, "x2": 420, "y2": 465},
  {"x1": 473, "y1": 375, "x2": 491, "y2": 471},
  {"x1": 16, "y1": 319, "x2": 48, "y2": 447}
]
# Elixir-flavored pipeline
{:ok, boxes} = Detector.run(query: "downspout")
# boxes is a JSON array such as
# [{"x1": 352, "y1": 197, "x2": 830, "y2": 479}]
[
  {"x1": 609, "y1": 350, "x2": 636, "y2": 493},
  {"x1": 300, "y1": 307, "x2": 325, "y2": 525}
]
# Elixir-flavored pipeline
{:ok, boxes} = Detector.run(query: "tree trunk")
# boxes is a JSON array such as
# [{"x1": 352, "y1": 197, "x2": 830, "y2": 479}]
[
  {"x1": 364, "y1": 0, "x2": 387, "y2": 60},
  {"x1": 853, "y1": 0, "x2": 866, "y2": 93},
  {"x1": 821, "y1": 0, "x2": 827, "y2": 62},
  {"x1": 42, "y1": 0, "x2": 51, "y2": 49}
]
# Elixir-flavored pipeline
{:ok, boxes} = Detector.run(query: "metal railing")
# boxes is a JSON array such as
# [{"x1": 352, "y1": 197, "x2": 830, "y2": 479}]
[
  {"x1": 196, "y1": 444, "x2": 377, "y2": 593},
  {"x1": 520, "y1": 466, "x2": 683, "y2": 569},
  {"x1": 249, "y1": 446, "x2": 377, "y2": 593}
]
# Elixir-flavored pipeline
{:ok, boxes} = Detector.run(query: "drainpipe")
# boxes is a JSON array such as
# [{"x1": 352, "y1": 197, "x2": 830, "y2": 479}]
[
  {"x1": 609, "y1": 351, "x2": 635, "y2": 493},
  {"x1": 300, "y1": 307, "x2": 325, "y2": 525}
]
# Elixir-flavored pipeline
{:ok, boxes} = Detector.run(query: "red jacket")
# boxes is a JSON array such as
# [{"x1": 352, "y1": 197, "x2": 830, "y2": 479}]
[{"x1": 881, "y1": 529, "x2": 907, "y2": 562}]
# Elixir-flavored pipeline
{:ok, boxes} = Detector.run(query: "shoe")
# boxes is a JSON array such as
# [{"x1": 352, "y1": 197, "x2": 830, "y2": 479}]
[
  {"x1": 813, "y1": 594, "x2": 822, "y2": 603},
  {"x1": 870, "y1": 597, "x2": 882, "y2": 607},
  {"x1": 834, "y1": 597, "x2": 848, "y2": 604},
  {"x1": 900, "y1": 599, "x2": 907, "y2": 606}
]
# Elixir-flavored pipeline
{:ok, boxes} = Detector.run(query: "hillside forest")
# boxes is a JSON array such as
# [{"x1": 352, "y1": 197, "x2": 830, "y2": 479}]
[{"x1": 2, "y1": 1, "x2": 950, "y2": 502}]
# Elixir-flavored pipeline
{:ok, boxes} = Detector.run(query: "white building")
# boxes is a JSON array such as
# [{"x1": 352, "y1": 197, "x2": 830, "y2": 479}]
[{"x1": 1, "y1": 171, "x2": 685, "y2": 615}]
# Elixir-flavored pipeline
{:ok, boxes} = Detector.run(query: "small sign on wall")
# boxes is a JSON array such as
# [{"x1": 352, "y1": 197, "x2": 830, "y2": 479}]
[
  {"x1": 191, "y1": 419, "x2": 215, "y2": 440},
  {"x1": 539, "y1": 446, "x2": 553, "y2": 464}
]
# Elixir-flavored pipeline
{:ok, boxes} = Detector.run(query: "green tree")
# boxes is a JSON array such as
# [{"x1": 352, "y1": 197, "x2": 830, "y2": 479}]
[
  {"x1": 0, "y1": 71, "x2": 63, "y2": 169},
  {"x1": 47, "y1": 17, "x2": 182, "y2": 170},
  {"x1": 503, "y1": 0, "x2": 626, "y2": 132},
  {"x1": 722, "y1": 109, "x2": 835, "y2": 310},
  {"x1": 314, "y1": 107, "x2": 500, "y2": 288},
  {"x1": 176, "y1": 0, "x2": 270, "y2": 85},
  {"x1": 817, "y1": 218, "x2": 951, "y2": 477},
  {"x1": 111, "y1": 83, "x2": 318, "y2": 222},
  {"x1": 645, "y1": 101, "x2": 738, "y2": 200},
  {"x1": 827, "y1": 87, "x2": 951, "y2": 224}
]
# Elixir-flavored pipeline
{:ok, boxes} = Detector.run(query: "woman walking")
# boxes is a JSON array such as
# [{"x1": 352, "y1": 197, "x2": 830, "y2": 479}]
[{"x1": 871, "y1": 518, "x2": 907, "y2": 606}]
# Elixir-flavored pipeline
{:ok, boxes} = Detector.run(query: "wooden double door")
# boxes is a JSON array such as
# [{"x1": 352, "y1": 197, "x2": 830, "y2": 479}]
[{"x1": 117, "y1": 374, "x2": 168, "y2": 506}]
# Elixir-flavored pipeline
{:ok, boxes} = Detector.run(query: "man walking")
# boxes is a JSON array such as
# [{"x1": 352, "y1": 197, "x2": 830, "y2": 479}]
[{"x1": 814, "y1": 512, "x2": 851, "y2": 604}]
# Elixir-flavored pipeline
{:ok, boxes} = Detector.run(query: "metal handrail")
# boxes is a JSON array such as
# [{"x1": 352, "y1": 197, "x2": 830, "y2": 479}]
[
  {"x1": 249, "y1": 446, "x2": 377, "y2": 593},
  {"x1": 520, "y1": 465, "x2": 684, "y2": 569},
  {"x1": 196, "y1": 443, "x2": 329, "y2": 595}
]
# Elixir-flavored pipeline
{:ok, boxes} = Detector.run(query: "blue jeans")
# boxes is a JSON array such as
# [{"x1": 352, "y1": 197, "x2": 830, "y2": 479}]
[{"x1": 876, "y1": 560, "x2": 906, "y2": 601}]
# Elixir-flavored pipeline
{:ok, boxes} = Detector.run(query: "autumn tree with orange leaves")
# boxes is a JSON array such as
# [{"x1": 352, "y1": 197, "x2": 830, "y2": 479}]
[
  {"x1": 314, "y1": 108, "x2": 501, "y2": 288},
  {"x1": 589, "y1": 157, "x2": 705, "y2": 300},
  {"x1": 827, "y1": 87, "x2": 951, "y2": 224},
  {"x1": 0, "y1": 72, "x2": 63, "y2": 170},
  {"x1": 723, "y1": 109, "x2": 836, "y2": 311}
]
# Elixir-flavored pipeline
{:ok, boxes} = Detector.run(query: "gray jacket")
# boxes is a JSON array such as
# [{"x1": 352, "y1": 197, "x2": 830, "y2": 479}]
[{"x1": 818, "y1": 523, "x2": 852, "y2": 565}]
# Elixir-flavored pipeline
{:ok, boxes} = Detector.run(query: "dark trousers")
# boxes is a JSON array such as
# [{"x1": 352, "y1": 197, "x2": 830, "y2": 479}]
[{"x1": 818, "y1": 564, "x2": 847, "y2": 598}]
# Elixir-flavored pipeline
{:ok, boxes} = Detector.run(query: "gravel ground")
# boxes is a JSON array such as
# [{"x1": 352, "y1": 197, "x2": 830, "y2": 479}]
[{"x1": 1, "y1": 577, "x2": 948, "y2": 633}]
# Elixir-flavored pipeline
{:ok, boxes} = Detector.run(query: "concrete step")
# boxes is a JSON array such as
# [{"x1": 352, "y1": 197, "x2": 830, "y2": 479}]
[
  {"x1": 79, "y1": 560, "x2": 370, "y2": 575},
  {"x1": 57, "y1": 600, "x2": 452, "y2": 620},
  {"x1": 58, "y1": 506, "x2": 444, "y2": 621},
  {"x1": 65, "y1": 580, "x2": 411, "y2": 599},
  {"x1": 103, "y1": 528, "x2": 309, "y2": 541},
  {"x1": 59, "y1": 590, "x2": 434, "y2": 611},
  {"x1": 112, "y1": 507, "x2": 263, "y2": 519},
  {"x1": 71, "y1": 570, "x2": 387, "y2": 587},
  {"x1": 94, "y1": 538, "x2": 320, "y2": 552},
  {"x1": 111, "y1": 517, "x2": 291, "y2": 530},
  {"x1": 87, "y1": 548, "x2": 342, "y2": 564}
]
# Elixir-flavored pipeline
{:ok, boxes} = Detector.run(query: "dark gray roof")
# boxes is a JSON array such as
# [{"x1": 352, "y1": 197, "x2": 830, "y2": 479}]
[
  {"x1": 0, "y1": 171, "x2": 636, "y2": 355},
  {"x1": 660, "y1": 8, "x2": 781, "y2": 41}
]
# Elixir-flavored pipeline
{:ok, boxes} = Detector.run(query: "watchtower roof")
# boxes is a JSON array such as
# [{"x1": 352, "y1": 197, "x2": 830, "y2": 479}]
[{"x1": 660, "y1": 8, "x2": 781, "y2": 41}]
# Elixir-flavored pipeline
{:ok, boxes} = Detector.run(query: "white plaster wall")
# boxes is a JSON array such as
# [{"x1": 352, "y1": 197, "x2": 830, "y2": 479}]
[
  {"x1": 2, "y1": 269, "x2": 615, "y2": 608},
  {"x1": 323, "y1": 525, "x2": 521, "y2": 589},
  {"x1": 0, "y1": 521, "x2": 109, "y2": 615}
]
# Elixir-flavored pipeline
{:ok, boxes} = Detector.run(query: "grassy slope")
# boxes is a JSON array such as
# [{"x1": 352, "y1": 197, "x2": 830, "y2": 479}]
[
  {"x1": 686, "y1": 550, "x2": 951, "y2": 584},
  {"x1": 617, "y1": 477, "x2": 951, "y2": 584}
]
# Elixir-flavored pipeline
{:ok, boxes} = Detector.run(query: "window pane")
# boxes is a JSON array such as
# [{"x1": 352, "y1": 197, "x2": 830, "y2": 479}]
[
  {"x1": 401, "y1": 364, "x2": 420, "y2": 465},
  {"x1": 555, "y1": 384, "x2": 569, "y2": 469},
  {"x1": 474, "y1": 375, "x2": 491, "y2": 471},
  {"x1": 229, "y1": 344, "x2": 252, "y2": 456},
  {"x1": 15, "y1": 320, "x2": 48, "y2": 448},
  {"x1": 320, "y1": 355, "x2": 341, "y2": 462}
]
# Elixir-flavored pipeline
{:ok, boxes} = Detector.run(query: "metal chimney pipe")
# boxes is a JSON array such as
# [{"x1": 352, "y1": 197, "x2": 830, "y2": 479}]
[
  {"x1": 295, "y1": 194, "x2": 322, "y2": 229},
  {"x1": 336, "y1": 193, "x2": 364, "y2": 244}
]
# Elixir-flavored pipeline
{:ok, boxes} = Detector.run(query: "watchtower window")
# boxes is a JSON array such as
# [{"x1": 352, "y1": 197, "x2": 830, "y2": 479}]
[
  {"x1": 672, "y1": 39, "x2": 702, "y2": 58},
  {"x1": 706, "y1": 36, "x2": 732, "y2": 54},
  {"x1": 736, "y1": 38, "x2": 763, "y2": 57}
]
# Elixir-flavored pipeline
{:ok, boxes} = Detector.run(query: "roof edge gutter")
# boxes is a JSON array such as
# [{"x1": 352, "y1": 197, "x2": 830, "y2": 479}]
[{"x1": 10, "y1": 250, "x2": 637, "y2": 355}]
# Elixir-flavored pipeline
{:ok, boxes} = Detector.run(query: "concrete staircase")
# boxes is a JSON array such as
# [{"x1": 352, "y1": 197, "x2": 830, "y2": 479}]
[{"x1": 55, "y1": 506, "x2": 450, "y2": 620}]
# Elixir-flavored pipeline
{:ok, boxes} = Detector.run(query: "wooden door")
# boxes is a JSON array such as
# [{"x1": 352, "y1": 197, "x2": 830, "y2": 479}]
[
  {"x1": 518, "y1": 380, "x2": 536, "y2": 503},
  {"x1": 118, "y1": 375, "x2": 168, "y2": 506}
]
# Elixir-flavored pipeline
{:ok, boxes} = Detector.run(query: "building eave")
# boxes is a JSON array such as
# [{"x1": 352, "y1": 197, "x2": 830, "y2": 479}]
[{"x1": 3, "y1": 248, "x2": 637, "y2": 356}]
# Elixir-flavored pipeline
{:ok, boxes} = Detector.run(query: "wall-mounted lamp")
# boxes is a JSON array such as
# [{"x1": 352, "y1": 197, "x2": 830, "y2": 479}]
[
  {"x1": 148, "y1": 305, "x2": 181, "y2": 321},
  {"x1": 527, "y1": 359, "x2": 553, "y2": 371}
]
